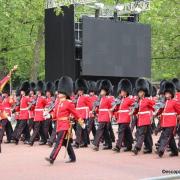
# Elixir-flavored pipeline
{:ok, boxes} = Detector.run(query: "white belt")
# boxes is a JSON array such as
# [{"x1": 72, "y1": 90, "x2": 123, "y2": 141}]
[
  {"x1": 99, "y1": 109, "x2": 109, "y2": 112},
  {"x1": 4, "y1": 108, "x2": 11, "y2": 110},
  {"x1": 35, "y1": 109, "x2": 44, "y2": 111},
  {"x1": 162, "y1": 113, "x2": 177, "y2": 116},
  {"x1": 138, "y1": 111, "x2": 151, "y2": 115},
  {"x1": 76, "y1": 107, "x2": 89, "y2": 110},
  {"x1": 117, "y1": 110, "x2": 129, "y2": 113},
  {"x1": 20, "y1": 108, "x2": 29, "y2": 111}
]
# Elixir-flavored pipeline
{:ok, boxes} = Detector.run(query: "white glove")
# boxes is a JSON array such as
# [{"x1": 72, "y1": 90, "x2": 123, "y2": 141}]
[
  {"x1": 7, "y1": 116, "x2": 12, "y2": 121},
  {"x1": 81, "y1": 123, "x2": 86, "y2": 129},
  {"x1": 43, "y1": 111, "x2": 51, "y2": 119}
]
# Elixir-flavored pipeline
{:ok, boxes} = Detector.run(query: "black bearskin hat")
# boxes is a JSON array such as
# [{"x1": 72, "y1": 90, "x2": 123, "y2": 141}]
[
  {"x1": 54, "y1": 79, "x2": 59, "y2": 92},
  {"x1": 99, "y1": 79, "x2": 112, "y2": 95},
  {"x1": 147, "y1": 80, "x2": 153, "y2": 97},
  {"x1": 135, "y1": 78, "x2": 150, "y2": 97},
  {"x1": 88, "y1": 81, "x2": 97, "y2": 93},
  {"x1": 36, "y1": 80, "x2": 45, "y2": 93},
  {"x1": 58, "y1": 76, "x2": 73, "y2": 98},
  {"x1": 75, "y1": 78, "x2": 88, "y2": 94},
  {"x1": 159, "y1": 79, "x2": 166, "y2": 95},
  {"x1": 163, "y1": 81, "x2": 176, "y2": 97},
  {"x1": 172, "y1": 78, "x2": 180, "y2": 92},
  {"x1": 2, "y1": 83, "x2": 10, "y2": 95},
  {"x1": 152, "y1": 86, "x2": 157, "y2": 97},
  {"x1": 20, "y1": 81, "x2": 30, "y2": 95},
  {"x1": 30, "y1": 82, "x2": 36, "y2": 93},
  {"x1": 117, "y1": 79, "x2": 132, "y2": 95},
  {"x1": 45, "y1": 82, "x2": 55, "y2": 95}
]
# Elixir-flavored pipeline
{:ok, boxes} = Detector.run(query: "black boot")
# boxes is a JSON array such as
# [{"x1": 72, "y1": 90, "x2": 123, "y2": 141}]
[
  {"x1": 112, "y1": 146, "x2": 120, "y2": 153},
  {"x1": 93, "y1": 146, "x2": 99, "y2": 151},
  {"x1": 143, "y1": 149, "x2": 152, "y2": 154},
  {"x1": 169, "y1": 152, "x2": 178, "y2": 157},
  {"x1": 65, "y1": 159, "x2": 76, "y2": 163},
  {"x1": 45, "y1": 157, "x2": 54, "y2": 164},
  {"x1": 132, "y1": 147, "x2": 140, "y2": 155},
  {"x1": 102, "y1": 146, "x2": 112, "y2": 150}
]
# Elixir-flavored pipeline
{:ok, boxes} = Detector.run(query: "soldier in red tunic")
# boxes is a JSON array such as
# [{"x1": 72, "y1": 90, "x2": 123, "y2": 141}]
[
  {"x1": 44, "y1": 76, "x2": 85, "y2": 164},
  {"x1": 73, "y1": 79, "x2": 91, "y2": 148},
  {"x1": 28, "y1": 82, "x2": 36, "y2": 133},
  {"x1": 28, "y1": 81, "x2": 47, "y2": 145},
  {"x1": 0, "y1": 83, "x2": 14, "y2": 144},
  {"x1": 43, "y1": 82, "x2": 55, "y2": 142},
  {"x1": 132, "y1": 78, "x2": 155, "y2": 155},
  {"x1": 13, "y1": 81, "x2": 31, "y2": 144},
  {"x1": 87, "y1": 81, "x2": 97, "y2": 139},
  {"x1": 172, "y1": 78, "x2": 180, "y2": 152},
  {"x1": 156, "y1": 81, "x2": 180, "y2": 157},
  {"x1": 92, "y1": 80, "x2": 113, "y2": 151},
  {"x1": 112, "y1": 79, "x2": 134, "y2": 152}
]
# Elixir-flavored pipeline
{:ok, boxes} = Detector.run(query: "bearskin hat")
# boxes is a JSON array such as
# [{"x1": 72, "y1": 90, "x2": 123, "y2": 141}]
[
  {"x1": 172, "y1": 78, "x2": 180, "y2": 92},
  {"x1": 88, "y1": 81, "x2": 97, "y2": 93},
  {"x1": 152, "y1": 86, "x2": 157, "y2": 97},
  {"x1": 117, "y1": 79, "x2": 132, "y2": 95},
  {"x1": 30, "y1": 82, "x2": 36, "y2": 93},
  {"x1": 159, "y1": 79, "x2": 166, "y2": 95},
  {"x1": 75, "y1": 78, "x2": 88, "y2": 94},
  {"x1": 19, "y1": 81, "x2": 30, "y2": 95},
  {"x1": 36, "y1": 80, "x2": 45, "y2": 93},
  {"x1": 147, "y1": 80, "x2": 153, "y2": 97},
  {"x1": 2, "y1": 83, "x2": 10, "y2": 95},
  {"x1": 54, "y1": 79, "x2": 59, "y2": 92},
  {"x1": 45, "y1": 82, "x2": 55, "y2": 95},
  {"x1": 58, "y1": 76, "x2": 73, "y2": 98},
  {"x1": 99, "y1": 79, "x2": 112, "y2": 95},
  {"x1": 135, "y1": 78, "x2": 150, "y2": 97},
  {"x1": 163, "y1": 81, "x2": 176, "y2": 97}
]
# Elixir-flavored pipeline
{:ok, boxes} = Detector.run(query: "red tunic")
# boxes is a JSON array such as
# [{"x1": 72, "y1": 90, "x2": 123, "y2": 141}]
[
  {"x1": 159, "y1": 99, "x2": 180, "y2": 127},
  {"x1": 76, "y1": 95, "x2": 91, "y2": 119},
  {"x1": 175, "y1": 92, "x2": 180, "y2": 102},
  {"x1": 51, "y1": 100, "x2": 81, "y2": 132},
  {"x1": 136, "y1": 98, "x2": 155, "y2": 127},
  {"x1": 34, "y1": 96, "x2": 47, "y2": 121},
  {"x1": 28, "y1": 96, "x2": 36, "y2": 119},
  {"x1": 97, "y1": 96, "x2": 113, "y2": 122},
  {"x1": 1, "y1": 96, "x2": 13, "y2": 117},
  {"x1": 115, "y1": 97, "x2": 134, "y2": 124},
  {"x1": 19, "y1": 96, "x2": 30, "y2": 120}
]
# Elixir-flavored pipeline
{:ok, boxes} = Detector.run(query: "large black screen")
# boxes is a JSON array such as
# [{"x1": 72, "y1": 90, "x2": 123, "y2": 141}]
[{"x1": 82, "y1": 17, "x2": 151, "y2": 77}]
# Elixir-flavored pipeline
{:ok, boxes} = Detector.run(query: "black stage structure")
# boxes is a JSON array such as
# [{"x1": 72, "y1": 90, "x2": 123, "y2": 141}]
[{"x1": 45, "y1": 5, "x2": 151, "y2": 87}]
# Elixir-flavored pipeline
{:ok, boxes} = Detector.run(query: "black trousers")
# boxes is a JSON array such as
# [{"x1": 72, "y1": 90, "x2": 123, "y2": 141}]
[
  {"x1": 130, "y1": 115, "x2": 137, "y2": 132},
  {"x1": 135, "y1": 125, "x2": 153, "y2": 151},
  {"x1": 28, "y1": 118, "x2": 34, "y2": 132},
  {"x1": 30, "y1": 121, "x2": 46, "y2": 143},
  {"x1": 87, "y1": 118, "x2": 96, "y2": 138},
  {"x1": 107, "y1": 122, "x2": 115, "y2": 142},
  {"x1": 75, "y1": 119, "x2": 89, "y2": 145},
  {"x1": 0, "y1": 119, "x2": 13, "y2": 143},
  {"x1": 116, "y1": 123, "x2": 133, "y2": 150},
  {"x1": 159, "y1": 127, "x2": 178, "y2": 154},
  {"x1": 50, "y1": 130, "x2": 76, "y2": 161},
  {"x1": 14, "y1": 120, "x2": 30, "y2": 141},
  {"x1": 93, "y1": 122, "x2": 112, "y2": 148},
  {"x1": 177, "y1": 124, "x2": 180, "y2": 148},
  {"x1": 48, "y1": 121, "x2": 57, "y2": 144},
  {"x1": 40, "y1": 120, "x2": 51, "y2": 141}
]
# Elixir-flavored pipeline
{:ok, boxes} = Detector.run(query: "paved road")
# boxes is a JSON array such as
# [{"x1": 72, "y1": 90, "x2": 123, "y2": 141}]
[{"x1": 0, "y1": 134, "x2": 179, "y2": 180}]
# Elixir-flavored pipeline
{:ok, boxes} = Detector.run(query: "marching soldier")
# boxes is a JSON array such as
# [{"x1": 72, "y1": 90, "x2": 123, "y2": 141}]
[
  {"x1": 172, "y1": 78, "x2": 180, "y2": 152},
  {"x1": 28, "y1": 81, "x2": 47, "y2": 146},
  {"x1": 43, "y1": 82, "x2": 55, "y2": 141},
  {"x1": 92, "y1": 80, "x2": 113, "y2": 151},
  {"x1": 47, "y1": 80, "x2": 59, "y2": 147},
  {"x1": 112, "y1": 79, "x2": 134, "y2": 152},
  {"x1": 28, "y1": 82, "x2": 36, "y2": 133},
  {"x1": 132, "y1": 78, "x2": 155, "y2": 155},
  {"x1": 44, "y1": 76, "x2": 85, "y2": 164},
  {"x1": 87, "y1": 81, "x2": 97, "y2": 139},
  {"x1": 0, "y1": 83, "x2": 14, "y2": 144},
  {"x1": 73, "y1": 79, "x2": 91, "y2": 148},
  {"x1": 13, "y1": 81, "x2": 31, "y2": 144},
  {"x1": 156, "y1": 81, "x2": 180, "y2": 157}
]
